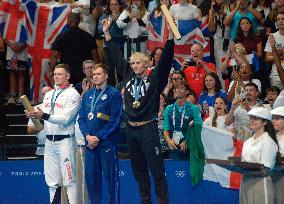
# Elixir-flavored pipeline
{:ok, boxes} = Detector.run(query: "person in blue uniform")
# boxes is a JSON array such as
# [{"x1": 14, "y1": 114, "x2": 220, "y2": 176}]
[{"x1": 78, "y1": 63, "x2": 122, "y2": 204}]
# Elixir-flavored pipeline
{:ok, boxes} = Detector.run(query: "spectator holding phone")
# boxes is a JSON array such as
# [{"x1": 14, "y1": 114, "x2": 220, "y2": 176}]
[
  {"x1": 225, "y1": 82, "x2": 262, "y2": 141},
  {"x1": 116, "y1": 0, "x2": 149, "y2": 56},
  {"x1": 183, "y1": 43, "x2": 217, "y2": 98},
  {"x1": 208, "y1": 0, "x2": 231, "y2": 81},
  {"x1": 227, "y1": 61, "x2": 261, "y2": 102}
]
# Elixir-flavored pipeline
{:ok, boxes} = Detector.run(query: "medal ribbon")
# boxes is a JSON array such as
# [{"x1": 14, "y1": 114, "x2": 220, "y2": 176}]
[
  {"x1": 50, "y1": 85, "x2": 69, "y2": 114},
  {"x1": 90, "y1": 85, "x2": 108, "y2": 113},
  {"x1": 134, "y1": 77, "x2": 143, "y2": 102},
  {"x1": 172, "y1": 103, "x2": 185, "y2": 129}
]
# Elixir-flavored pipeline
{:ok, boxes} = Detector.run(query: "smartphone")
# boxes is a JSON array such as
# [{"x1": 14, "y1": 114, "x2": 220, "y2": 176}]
[{"x1": 131, "y1": 4, "x2": 138, "y2": 14}]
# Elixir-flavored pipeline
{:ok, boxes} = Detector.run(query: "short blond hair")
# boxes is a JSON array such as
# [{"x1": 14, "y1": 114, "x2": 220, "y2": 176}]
[
  {"x1": 94, "y1": 63, "x2": 109, "y2": 75},
  {"x1": 235, "y1": 43, "x2": 246, "y2": 55},
  {"x1": 130, "y1": 52, "x2": 149, "y2": 65}
]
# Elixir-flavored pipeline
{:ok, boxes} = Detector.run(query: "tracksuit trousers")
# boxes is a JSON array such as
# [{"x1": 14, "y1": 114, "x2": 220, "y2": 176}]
[
  {"x1": 127, "y1": 121, "x2": 169, "y2": 204},
  {"x1": 85, "y1": 141, "x2": 120, "y2": 204}
]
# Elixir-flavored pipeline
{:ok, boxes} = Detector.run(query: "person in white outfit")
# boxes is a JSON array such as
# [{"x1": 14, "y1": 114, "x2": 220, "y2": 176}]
[
  {"x1": 24, "y1": 64, "x2": 81, "y2": 204},
  {"x1": 240, "y1": 107, "x2": 278, "y2": 204},
  {"x1": 116, "y1": 0, "x2": 149, "y2": 57}
]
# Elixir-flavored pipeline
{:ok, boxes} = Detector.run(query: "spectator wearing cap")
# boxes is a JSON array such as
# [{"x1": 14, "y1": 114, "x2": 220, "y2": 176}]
[
  {"x1": 240, "y1": 107, "x2": 278, "y2": 204},
  {"x1": 271, "y1": 106, "x2": 284, "y2": 204},
  {"x1": 183, "y1": 43, "x2": 216, "y2": 98},
  {"x1": 274, "y1": 90, "x2": 284, "y2": 108}
]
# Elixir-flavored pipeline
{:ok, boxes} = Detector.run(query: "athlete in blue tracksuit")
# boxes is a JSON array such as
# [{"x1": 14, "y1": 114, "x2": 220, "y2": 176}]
[{"x1": 78, "y1": 64, "x2": 122, "y2": 204}]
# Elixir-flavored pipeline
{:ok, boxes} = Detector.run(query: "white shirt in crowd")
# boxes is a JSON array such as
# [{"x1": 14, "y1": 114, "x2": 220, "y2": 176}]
[
  {"x1": 6, "y1": 41, "x2": 28, "y2": 61},
  {"x1": 233, "y1": 104, "x2": 259, "y2": 141},
  {"x1": 264, "y1": 31, "x2": 284, "y2": 90},
  {"x1": 242, "y1": 132, "x2": 278, "y2": 169},
  {"x1": 228, "y1": 79, "x2": 262, "y2": 100},
  {"x1": 116, "y1": 10, "x2": 149, "y2": 39},
  {"x1": 72, "y1": 0, "x2": 96, "y2": 36},
  {"x1": 203, "y1": 115, "x2": 233, "y2": 132},
  {"x1": 277, "y1": 133, "x2": 284, "y2": 157},
  {"x1": 169, "y1": 3, "x2": 199, "y2": 20}
]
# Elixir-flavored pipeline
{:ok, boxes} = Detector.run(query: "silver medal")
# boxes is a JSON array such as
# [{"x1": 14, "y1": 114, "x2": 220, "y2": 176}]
[{"x1": 88, "y1": 112, "x2": 94, "y2": 120}]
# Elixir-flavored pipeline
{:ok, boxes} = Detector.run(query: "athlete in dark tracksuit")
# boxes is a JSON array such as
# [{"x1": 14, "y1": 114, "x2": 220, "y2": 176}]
[{"x1": 78, "y1": 84, "x2": 122, "y2": 204}]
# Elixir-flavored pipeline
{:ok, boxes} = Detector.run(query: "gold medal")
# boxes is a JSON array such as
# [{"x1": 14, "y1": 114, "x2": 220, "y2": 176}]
[{"x1": 132, "y1": 101, "x2": 140, "y2": 109}]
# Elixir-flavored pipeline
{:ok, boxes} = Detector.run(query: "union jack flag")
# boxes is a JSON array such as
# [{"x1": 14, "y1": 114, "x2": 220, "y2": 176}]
[
  {"x1": 25, "y1": 0, "x2": 70, "y2": 103},
  {"x1": 173, "y1": 19, "x2": 206, "y2": 69},
  {"x1": 0, "y1": 0, "x2": 27, "y2": 43},
  {"x1": 147, "y1": 14, "x2": 169, "y2": 52}
]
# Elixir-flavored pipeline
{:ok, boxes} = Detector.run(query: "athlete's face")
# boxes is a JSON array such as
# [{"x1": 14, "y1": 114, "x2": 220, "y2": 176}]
[
  {"x1": 93, "y1": 67, "x2": 108, "y2": 87},
  {"x1": 174, "y1": 84, "x2": 188, "y2": 99},
  {"x1": 53, "y1": 68, "x2": 70, "y2": 86},
  {"x1": 130, "y1": 57, "x2": 147, "y2": 77}
]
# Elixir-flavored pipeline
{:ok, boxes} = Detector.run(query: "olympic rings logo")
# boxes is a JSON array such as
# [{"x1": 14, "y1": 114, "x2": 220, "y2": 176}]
[{"x1": 175, "y1": 170, "x2": 186, "y2": 177}]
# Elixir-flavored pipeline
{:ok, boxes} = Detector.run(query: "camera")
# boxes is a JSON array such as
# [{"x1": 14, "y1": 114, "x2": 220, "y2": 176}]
[
  {"x1": 233, "y1": 65, "x2": 240, "y2": 72},
  {"x1": 184, "y1": 59, "x2": 196, "y2": 67},
  {"x1": 131, "y1": 4, "x2": 138, "y2": 14}
]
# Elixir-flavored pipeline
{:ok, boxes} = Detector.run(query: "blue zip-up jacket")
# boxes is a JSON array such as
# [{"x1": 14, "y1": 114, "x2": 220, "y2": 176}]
[{"x1": 78, "y1": 85, "x2": 123, "y2": 144}]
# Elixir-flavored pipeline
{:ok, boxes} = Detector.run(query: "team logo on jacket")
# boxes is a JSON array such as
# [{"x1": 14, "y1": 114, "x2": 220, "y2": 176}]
[
  {"x1": 101, "y1": 94, "x2": 107, "y2": 100},
  {"x1": 155, "y1": 147, "x2": 160, "y2": 155}
]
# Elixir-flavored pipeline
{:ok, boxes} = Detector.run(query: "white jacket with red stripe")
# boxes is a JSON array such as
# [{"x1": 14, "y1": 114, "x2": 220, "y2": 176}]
[{"x1": 41, "y1": 85, "x2": 81, "y2": 136}]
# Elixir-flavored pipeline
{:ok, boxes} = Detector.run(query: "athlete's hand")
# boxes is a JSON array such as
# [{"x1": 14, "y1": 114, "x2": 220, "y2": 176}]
[
  {"x1": 86, "y1": 135, "x2": 100, "y2": 149},
  {"x1": 180, "y1": 141, "x2": 187, "y2": 153},
  {"x1": 166, "y1": 138, "x2": 178, "y2": 150},
  {"x1": 24, "y1": 107, "x2": 44, "y2": 119}
]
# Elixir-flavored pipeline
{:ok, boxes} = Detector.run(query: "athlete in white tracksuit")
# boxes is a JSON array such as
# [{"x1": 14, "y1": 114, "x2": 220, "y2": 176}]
[{"x1": 25, "y1": 65, "x2": 80, "y2": 204}]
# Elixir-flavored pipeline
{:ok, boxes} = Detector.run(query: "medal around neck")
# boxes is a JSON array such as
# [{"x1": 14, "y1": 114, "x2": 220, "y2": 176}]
[
  {"x1": 132, "y1": 101, "x2": 141, "y2": 109},
  {"x1": 88, "y1": 112, "x2": 94, "y2": 120}
]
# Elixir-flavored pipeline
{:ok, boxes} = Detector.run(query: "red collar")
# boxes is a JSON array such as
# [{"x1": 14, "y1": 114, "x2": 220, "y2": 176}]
[{"x1": 58, "y1": 82, "x2": 70, "y2": 89}]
